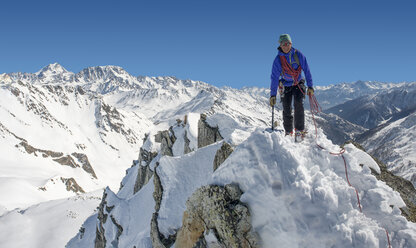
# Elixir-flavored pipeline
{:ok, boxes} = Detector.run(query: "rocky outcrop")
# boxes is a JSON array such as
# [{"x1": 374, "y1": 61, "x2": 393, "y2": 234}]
[
  {"x1": 95, "y1": 190, "x2": 109, "y2": 248},
  {"x1": 155, "y1": 129, "x2": 176, "y2": 156},
  {"x1": 53, "y1": 155, "x2": 79, "y2": 168},
  {"x1": 109, "y1": 215, "x2": 123, "y2": 248},
  {"x1": 94, "y1": 189, "x2": 123, "y2": 248},
  {"x1": 18, "y1": 140, "x2": 63, "y2": 158},
  {"x1": 175, "y1": 184, "x2": 260, "y2": 248},
  {"x1": 133, "y1": 144, "x2": 158, "y2": 194},
  {"x1": 17, "y1": 140, "x2": 97, "y2": 179},
  {"x1": 150, "y1": 162, "x2": 176, "y2": 247},
  {"x1": 346, "y1": 141, "x2": 416, "y2": 222},
  {"x1": 151, "y1": 213, "x2": 176, "y2": 248},
  {"x1": 133, "y1": 162, "x2": 155, "y2": 194},
  {"x1": 213, "y1": 142, "x2": 233, "y2": 171},
  {"x1": 72, "y1": 153, "x2": 97, "y2": 179},
  {"x1": 61, "y1": 177, "x2": 85, "y2": 194},
  {"x1": 198, "y1": 114, "x2": 223, "y2": 148},
  {"x1": 184, "y1": 130, "x2": 192, "y2": 155}
]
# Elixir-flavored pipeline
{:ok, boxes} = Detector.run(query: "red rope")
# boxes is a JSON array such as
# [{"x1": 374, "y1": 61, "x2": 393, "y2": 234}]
[
  {"x1": 308, "y1": 94, "x2": 391, "y2": 247},
  {"x1": 280, "y1": 55, "x2": 302, "y2": 84}
]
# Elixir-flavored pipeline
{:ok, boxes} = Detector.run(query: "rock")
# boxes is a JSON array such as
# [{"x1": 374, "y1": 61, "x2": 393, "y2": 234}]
[
  {"x1": 184, "y1": 130, "x2": 192, "y2": 155},
  {"x1": 109, "y1": 215, "x2": 123, "y2": 248},
  {"x1": 175, "y1": 184, "x2": 260, "y2": 248},
  {"x1": 72, "y1": 152, "x2": 97, "y2": 179},
  {"x1": 19, "y1": 141, "x2": 63, "y2": 158},
  {"x1": 60, "y1": 177, "x2": 85, "y2": 194},
  {"x1": 150, "y1": 163, "x2": 177, "y2": 247},
  {"x1": 153, "y1": 163, "x2": 163, "y2": 212},
  {"x1": 53, "y1": 155, "x2": 79, "y2": 168},
  {"x1": 155, "y1": 129, "x2": 176, "y2": 156},
  {"x1": 133, "y1": 145, "x2": 158, "y2": 194},
  {"x1": 198, "y1": 114, "x2": 223, "y2": 148},
  {"x1": 151, "y1": 213, "x2": 176, "y2": 248},
  {"x1": 213, "y1": 142, "x2": 233, "y2": 171},
  {"x1": 95, "y1": 190, "x2": 109, "y2": 248}
]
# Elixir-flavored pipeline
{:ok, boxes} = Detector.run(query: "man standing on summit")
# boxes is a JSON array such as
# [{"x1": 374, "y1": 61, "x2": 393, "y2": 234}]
[{"x1": 269, "y1": 34, "x2": 314, "y2": 140}]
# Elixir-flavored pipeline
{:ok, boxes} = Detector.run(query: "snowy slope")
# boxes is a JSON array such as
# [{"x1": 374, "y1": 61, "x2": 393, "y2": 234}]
[
  {"x1": 357, "y1": 111, "x2": 416, "y2": 187},
  {"x1": 68, "y1": 114, "x2": 416, "y2": 247},
  {"x1": 0, "y1": 79, "x2": 151, "y2": 210},
  {"x1": 0, "y1": 190, "x2": 101, "y2": 248},
  {"x1": 2, "y1": 63, "x2": 415, "y2": 247}
]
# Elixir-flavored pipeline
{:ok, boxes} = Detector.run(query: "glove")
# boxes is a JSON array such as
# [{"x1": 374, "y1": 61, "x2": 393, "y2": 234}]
[
  {"x1": 269, "y1": 96, "x2": 276, "y2": 106},
  {"x1": 307, "y1": 87, "x2": 314, "y2": 96}
]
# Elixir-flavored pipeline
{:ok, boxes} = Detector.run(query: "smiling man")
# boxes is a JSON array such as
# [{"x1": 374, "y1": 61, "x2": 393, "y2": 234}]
[{"x1": 269, "y1": 34, "x2": 314, "y2": 142}]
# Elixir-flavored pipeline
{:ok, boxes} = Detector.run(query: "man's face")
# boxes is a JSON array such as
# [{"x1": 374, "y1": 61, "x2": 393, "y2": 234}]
[{"x1": 280, "y1": 41, "x2": 292, "y2": 53}]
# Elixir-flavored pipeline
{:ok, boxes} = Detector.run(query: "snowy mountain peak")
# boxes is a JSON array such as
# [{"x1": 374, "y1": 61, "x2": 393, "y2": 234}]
[
  {"x1": 35, "y1": 63, "x2": 74, "y2": 83},
  {"x1": 77, "y1": 65, "x2": 132, "y2": 82},
  {"x1": 36, "y1": 62, "x2": 68, "y2": 75}
]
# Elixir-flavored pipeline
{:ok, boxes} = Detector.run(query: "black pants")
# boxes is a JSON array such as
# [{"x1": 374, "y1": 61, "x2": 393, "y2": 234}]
[{"x1": 282, "y1": 83, "x2": 306, "y2": 133}]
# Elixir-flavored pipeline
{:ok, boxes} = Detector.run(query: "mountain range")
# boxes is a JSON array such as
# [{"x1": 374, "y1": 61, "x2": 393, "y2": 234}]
[{"x1": 0, "y1": 63, "x2": 415, "y2": 247}]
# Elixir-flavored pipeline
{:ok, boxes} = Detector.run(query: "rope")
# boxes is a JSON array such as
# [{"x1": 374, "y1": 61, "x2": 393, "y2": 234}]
[
  {"x1": 280, "y1": 55, "x2": 302, "y2": 84},
  {"x1": 307, "y1": 93, "x2": 391, "y2": 248}
]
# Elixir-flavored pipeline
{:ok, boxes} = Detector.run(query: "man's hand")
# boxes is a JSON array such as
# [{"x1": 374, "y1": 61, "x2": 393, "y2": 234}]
[
  {"x1": 307, "y1": 87, "x2": 314, "y2": 96},
  {"x1": 270, "y1": 96, "x2": 276, "y2": 106}
]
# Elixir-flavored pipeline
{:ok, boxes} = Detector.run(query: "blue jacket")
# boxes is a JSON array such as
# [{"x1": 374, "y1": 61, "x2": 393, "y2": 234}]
[{"x1": 270, "y1": 47, "x2": 313, "y2": 97}]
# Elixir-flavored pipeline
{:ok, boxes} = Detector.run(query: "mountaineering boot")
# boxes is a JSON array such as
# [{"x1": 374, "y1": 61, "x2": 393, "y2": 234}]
[
  {"x1": 285, "y1": 130, "x2": 293, "y2": 136},
  {"x1": 295, "y1": 129, "x2": 306, "y2": 142}
]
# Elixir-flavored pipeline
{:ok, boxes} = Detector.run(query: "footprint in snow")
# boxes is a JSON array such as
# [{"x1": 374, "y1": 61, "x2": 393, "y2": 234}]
[{"x1": 272, "y1": 181, "x2": 282, "y2": 196}]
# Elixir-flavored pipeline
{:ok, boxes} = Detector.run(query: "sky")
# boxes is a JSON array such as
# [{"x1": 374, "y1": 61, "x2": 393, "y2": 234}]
[{"x1": 0, "y1": 0, "x2": 415, "y2": 88}]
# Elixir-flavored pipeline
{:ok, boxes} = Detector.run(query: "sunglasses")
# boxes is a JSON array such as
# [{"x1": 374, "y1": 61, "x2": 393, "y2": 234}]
[{"x1": 280, "y1": 41, "x2": 291, "y2": 46}]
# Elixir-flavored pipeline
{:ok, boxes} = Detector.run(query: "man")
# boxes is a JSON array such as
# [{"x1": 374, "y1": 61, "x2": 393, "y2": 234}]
[{"x1": 270, "y1": 34, "x2": 314, "y2": 140}]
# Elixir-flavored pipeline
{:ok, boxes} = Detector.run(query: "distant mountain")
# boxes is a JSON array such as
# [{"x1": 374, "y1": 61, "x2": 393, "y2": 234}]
[
  {"x1": 315, "y1": 81, "x2": 416, "y2": 110},
  {"x1": 313, "y1": 112, "x2": 367, "y2": 145},
  {"x1": 1, "y1": 64, "x2": 415, "y2": 247},
  {"x1": 0, "y1": 64, "x2": 273, "y2": 212},
  {"x1": 325, "y1": 86, "x2": 416, "y2": 129},
  {"x1": 356, "y1": 110, "x2": 416, "y2": 186}
]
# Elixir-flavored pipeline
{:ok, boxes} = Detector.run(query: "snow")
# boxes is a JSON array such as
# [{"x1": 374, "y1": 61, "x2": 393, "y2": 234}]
[
  {"x1": 1, "y1": 64, "x2": 416, "y2": 248},
  {"x1": 0, "y1": 190, "x2": 101, "y2": 248},
  {"x1": 344, "y1": 143, "x2": 381, "y2": 174},
  {"x1": 157, "y1": 142, "x2": 223, "y2": 236},
  {"x1": 210, "y1": 129, "x2": 415, "y2": 247},
  {"x1": 70, "y1": 124, "x2": 416, "y2": 247}
]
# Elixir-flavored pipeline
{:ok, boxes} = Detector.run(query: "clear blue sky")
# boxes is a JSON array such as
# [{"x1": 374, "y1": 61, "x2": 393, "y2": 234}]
[{"x1": 1, "y1": 0, "x2": 415, "y2": 88}]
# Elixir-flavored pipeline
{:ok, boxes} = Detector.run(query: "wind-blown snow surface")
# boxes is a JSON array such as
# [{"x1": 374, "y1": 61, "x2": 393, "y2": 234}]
[
  {"x1": 69, "y1": 116, "x2": 416, "y2": 247},
  {"x1": 212, "y1": 130, "x2": 416, "y2": 247}
]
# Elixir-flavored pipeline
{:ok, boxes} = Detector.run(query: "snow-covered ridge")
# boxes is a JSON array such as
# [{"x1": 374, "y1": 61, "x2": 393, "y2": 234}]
[
  {"x1": 1, "y1": 63, "x2": 415, "y2": 247},
  {"x1": 68, "y1": 113, "x2": 416, "y2": 247}
]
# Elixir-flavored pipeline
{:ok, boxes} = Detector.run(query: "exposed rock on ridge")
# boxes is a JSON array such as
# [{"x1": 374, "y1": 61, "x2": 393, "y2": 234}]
[
  {"x1": 198, "y1": 114, "x2": 223, "y2": 148},
  {"x1": 175, "y1": 184, "x2": 259, "y2": 248},
  {"x1": 213, "y1": 142, "x2": 233, "y2": 171}
]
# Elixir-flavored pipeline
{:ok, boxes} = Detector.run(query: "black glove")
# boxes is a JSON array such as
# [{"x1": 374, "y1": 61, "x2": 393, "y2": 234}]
[{"x1": 270, "y1": 96, "x2": 276, "y2": 106}]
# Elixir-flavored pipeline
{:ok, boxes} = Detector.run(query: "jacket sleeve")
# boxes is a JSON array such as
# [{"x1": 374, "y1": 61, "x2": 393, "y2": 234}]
[
  {"x1": 298, "y1": 51, "x2": 313, "y2": 88},
  {"x1": 270, "y1": 55, "x2": 281, "y2": 97}
]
